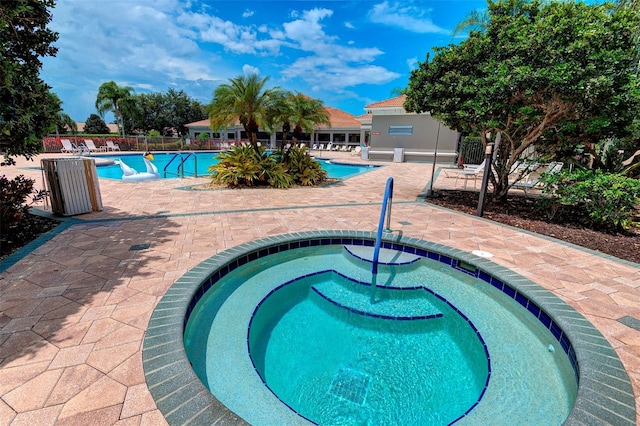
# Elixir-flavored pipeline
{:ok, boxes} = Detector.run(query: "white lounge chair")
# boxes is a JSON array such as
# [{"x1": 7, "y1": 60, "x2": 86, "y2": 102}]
[
  {"x1": 511, "y1": 161, "x2": 563, "y2": 194},
  {"x1": 60, "y1": 139, "x2": 77, "y2": 154},
  {"x1": 442, "y1": 160, "x2": 488, "y2": 189},
  {"x1": 351, "y1": 146, "x2": 362, "y2": 156},
  {"x1": 106, "y1": 140, "x2": 120, "y2": 151},
  {"x1": 84, "y1": 139, "x2": 105, "y2": 152}
]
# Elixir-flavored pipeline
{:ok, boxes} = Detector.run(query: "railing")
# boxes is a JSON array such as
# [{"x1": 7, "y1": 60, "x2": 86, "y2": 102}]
[
  {"x1": 163, "y1": 152, "x2": 198, "y2": 178},
  {"x1": 372, "y1": 177, "x2": 394, "y2": 277}
]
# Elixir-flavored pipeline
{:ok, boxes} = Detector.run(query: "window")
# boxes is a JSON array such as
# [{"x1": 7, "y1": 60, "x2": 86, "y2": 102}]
[{"x1": 389, "y1": 125, "x2": 413, "y2": 135}]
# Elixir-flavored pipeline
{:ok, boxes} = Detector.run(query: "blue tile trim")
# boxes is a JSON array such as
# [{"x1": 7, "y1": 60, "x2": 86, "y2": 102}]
[{"x1": 143, "y1": 231, "x2": 636, "y2": 426}]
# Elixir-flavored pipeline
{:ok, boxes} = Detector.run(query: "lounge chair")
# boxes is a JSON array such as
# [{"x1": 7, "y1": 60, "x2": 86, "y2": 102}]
[
  {"x1": 511, "y1": 161, "x2": 563, "y2": 194},
  {"x1": 60, "y1": 139, "x2": 77, "y2": 154},
  {"x1": 106, "y1": 140, "x2": 120, "y2": 151},
  {"x1": 83, "y1": 139, "x2": 105, "y2": 152},
  {"x1": 442, "y1": 160, "x2": 487, "y2": 189},
  {"x1": 351, "y1": 146, "x2": 362, "y2": 156}
]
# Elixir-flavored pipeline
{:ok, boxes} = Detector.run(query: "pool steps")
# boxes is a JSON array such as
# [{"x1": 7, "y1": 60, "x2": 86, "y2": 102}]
[{"x1": 310, "y1": 270, "x2": 443, "y2": 320}]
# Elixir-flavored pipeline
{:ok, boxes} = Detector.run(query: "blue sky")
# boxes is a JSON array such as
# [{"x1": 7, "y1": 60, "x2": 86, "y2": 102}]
[{"x1": 41, "y1": 0, "x2": 487, "y2": 123}]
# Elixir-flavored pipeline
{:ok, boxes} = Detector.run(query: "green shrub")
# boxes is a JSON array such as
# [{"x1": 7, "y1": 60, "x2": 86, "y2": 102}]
[
  {"x1": 208, "y1": 145, "x2": 291, "y2": 188},
  {"x1": 285, "y1": 146, "x2": 327, "y2": 186},
  {"x1": 0, "y1": 175, "x2": 47, "y2": 249},
  {"x1": 540, "y1": 169, "x2": 640, "y2": 231},
  {"x1": 208, "y1": 144, "x2": 326, "y2": 188}
]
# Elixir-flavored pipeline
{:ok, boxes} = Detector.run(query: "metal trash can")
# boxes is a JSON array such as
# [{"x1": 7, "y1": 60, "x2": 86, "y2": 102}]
[
  {"x1": 42, "y1": 158, "x2": 103, "y2": 216},
  {"x1": 393, "y1": 148, "x2": 405, "y2": 163}
]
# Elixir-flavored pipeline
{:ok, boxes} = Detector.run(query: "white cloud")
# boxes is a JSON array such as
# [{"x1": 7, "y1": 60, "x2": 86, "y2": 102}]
[
  {"x1": 41, "y1": 1, "x2": 405, "y2": 120},
  {"x1": 243, "y1": 64, "x2": 261, "y2": 76},
  {"x1": 369, "y1": 1, "x2": 449, "y2": 34},
  {"x1": 242, "y1": 9, "x2": 254, "y2": 18},
  {"x1": 407, "y1": 57, "x2": 419, "y2": 70},
  {"x1": 344, "y1": 21, "x2": 355, "y2": 29}
]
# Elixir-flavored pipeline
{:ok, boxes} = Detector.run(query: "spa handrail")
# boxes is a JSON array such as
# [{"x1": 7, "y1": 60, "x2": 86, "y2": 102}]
[{"x1": 372, "y1": 177, "x2": 393, "y2": 276}]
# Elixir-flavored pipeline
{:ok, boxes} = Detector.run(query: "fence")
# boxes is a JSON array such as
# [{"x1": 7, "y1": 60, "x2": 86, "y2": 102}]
[
  {"x1": 42, "y1": 136, "x2": 320, "y2": 154},
  {"x1": 459, "y1": 137, "x2": 485, "y2": 165},
  {"x1": 42, "y1": 136, "x2": 250, "y2": 153}
]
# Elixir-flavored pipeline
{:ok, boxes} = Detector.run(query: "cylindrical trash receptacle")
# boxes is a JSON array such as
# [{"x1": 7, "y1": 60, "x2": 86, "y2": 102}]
[
  {"x1": 42, "y1": 158, "x2": 103, "y2": 216},
  {"x1": 393, "y1": 148, "x2": 405, "y2": 162},
  {"x1": 361, "y1": 146, "x2": 369, "y2": 160}
]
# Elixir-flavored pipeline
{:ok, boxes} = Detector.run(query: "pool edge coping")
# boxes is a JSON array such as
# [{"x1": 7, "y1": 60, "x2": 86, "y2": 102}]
[{"x1": 142, "y1": 230, "x2": 635, "y2": 425}]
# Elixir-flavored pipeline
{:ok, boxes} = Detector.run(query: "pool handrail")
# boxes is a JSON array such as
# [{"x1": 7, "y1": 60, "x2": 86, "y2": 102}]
[
  {"x1": 164, "y1": 152, "x2": 198, "y2": 178},
  {"x1": 372, "y1": 176, "x2": 393, "y2": 276}
]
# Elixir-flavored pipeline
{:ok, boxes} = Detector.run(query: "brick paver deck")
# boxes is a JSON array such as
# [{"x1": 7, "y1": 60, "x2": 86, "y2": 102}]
[{"x1": 0, "y1": 151, "x2": 638, "y2": 425}]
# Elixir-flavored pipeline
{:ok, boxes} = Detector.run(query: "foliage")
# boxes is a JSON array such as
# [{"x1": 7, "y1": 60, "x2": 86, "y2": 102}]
[
  {"x1": 208, "y1": 145, "x2": 290, "y2": 188},
  {"x1": 84, "y1": 113, "x2": 110, "y2": 134},
  {"x1": 208, "y1": 73, "x2": 286, "y2": 151},
  {"x1": 96, "y1": 81, "x2": 134, "y2": 138},
  {"x1": 147, "y1": 130, "x2": 161, "y2": 138},
  {"x1": 405, "y1": 0, "x2": 640, "y2": 200},
  {"x1": 0, "y1": 174, "x2": 47, "y2": 253},
  {"x1": 0, "y1": 0, "x2": 59, "y2": 164},
  {"x1": 126, "y1": 88, "x2": 207, "y2": 137},
  {"x1": 284, "y1": 146, "x2": 327, "y2": 186},
  {"x1": 209, "y1": 145, "x2": 326, "y2": 188},
  {"x1": 539, "y1": 170, "x2": 640, "y2": 231}
]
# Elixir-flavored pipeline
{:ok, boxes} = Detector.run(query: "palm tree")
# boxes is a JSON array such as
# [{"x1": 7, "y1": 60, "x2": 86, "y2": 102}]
[
  {"x1": 95, "y1": 81, "x2": 134, "y2": 138},
  {"x1": 208, "y1": 73, "x2": 284, "y2": 152},
  {"x1": 287, "y1": 94, "x2": 330, "y2": 144}
]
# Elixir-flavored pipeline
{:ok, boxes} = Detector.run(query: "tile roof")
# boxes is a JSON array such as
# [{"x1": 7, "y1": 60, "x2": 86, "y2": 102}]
[
  {"x1": 365, "y1": 94, "x2": 407, "y2": 109},
  {"x1": 319, "y1": 107, "x2": 360, "y2": 128},
  {"x1": 186, "y1": 106, "x2": 360, "y2": 129}
]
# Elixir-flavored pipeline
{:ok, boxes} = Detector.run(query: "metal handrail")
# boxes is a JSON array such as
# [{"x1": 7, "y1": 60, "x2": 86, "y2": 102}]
[
  {"x1": 372, "y1": 177, "x2": 394, "y2": 277},
  {"x1": 163, "y1": 152, "x2": 198, "y2": 178}
]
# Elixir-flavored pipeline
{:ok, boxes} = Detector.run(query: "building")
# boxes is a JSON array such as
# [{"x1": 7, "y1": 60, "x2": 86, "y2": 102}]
[
  {"x1": 184, "y1": 107, "x2": 362, "y2": 149},
  {"x1": 361, "y1": 95, "x2": 460, "y2": 163},
  {"x1": 184, "y1": 95, "x2": 460, "y2": 163}
]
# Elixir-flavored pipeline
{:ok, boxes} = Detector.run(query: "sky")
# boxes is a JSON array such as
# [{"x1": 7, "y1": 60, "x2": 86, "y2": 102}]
[{"x1": 41, "y1": 0, "x2": 488, "y2": 123}]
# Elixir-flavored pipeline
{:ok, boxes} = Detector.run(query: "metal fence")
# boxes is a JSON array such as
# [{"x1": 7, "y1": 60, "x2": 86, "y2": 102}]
[{"x1": 459, "y1": 137, "x2": 484, "y2": 165}]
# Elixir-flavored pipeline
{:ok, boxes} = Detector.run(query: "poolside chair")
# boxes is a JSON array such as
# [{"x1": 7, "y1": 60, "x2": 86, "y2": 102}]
[
  {"x1": 106, "y1": 140, "x2": 120, "y2": 151},
  {"x1": 351, "y1": 146, "x2": 362, "y2": 156},
  {"x1": 442, "y1": 160, "x2": 488, "y2": 189},
  {"x1": 84, "y1": 139, "x2": 105, "y2": 152},
  {"x1": 60, "y1": 139, "x2": 77, "y2": 154},
  {"x1": 511, "y1": 161, "x2": 563, "y2": 195}
]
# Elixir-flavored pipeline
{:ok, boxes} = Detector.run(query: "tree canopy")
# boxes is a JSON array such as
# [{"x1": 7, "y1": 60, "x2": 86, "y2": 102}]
[
  {"x1": 0, "y1": 0, "x2": 59, "y2": 164},
  {"x1": 95, "y1": 81, "x2": 134, "y2": 138},
  {"x1": 84, "y1": 113, "x2": 110, "y2": 134},
  {"x1": 126, "y1": 89, "x2": 207, "y2": 136},
  {"x1": 405, "y1": 0, "x2": 640, "y2": 198},
  {"x1": 208, "y1": 73, "x2": 286, "y2": 150}
]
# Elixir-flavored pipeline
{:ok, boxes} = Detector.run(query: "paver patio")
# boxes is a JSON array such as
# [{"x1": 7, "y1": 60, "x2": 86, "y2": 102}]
[{"x1": 0, "y1": 151, "x2": 638, "y2": 425}]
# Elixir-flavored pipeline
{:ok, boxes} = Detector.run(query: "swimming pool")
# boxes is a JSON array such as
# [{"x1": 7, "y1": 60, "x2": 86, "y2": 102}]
[
  {"x1": 93, "y1": 152, "x2": 377, "y2": 180},
  {"x1": 143, "y1": 231, "x2": 636, "y2": 425}
]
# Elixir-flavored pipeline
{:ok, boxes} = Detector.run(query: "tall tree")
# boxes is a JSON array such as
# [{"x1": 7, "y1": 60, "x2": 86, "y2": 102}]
[
  {"x1": 0, "y1": 0, "x2": 59, "y2": 164},
  {"x1": 287, "y1": 94, "x2": 330, "y2": 143},
  {"x1": 166, "y1": 88, "x2": 207, "y2": 137},
  {"x1": 405, "y1": 0, "x2": 640, "y2": 199},
  {"x1": 208, "y1": 73, "x2": 285, "y2": 151},
  {"x1": 84, "y1": 113, "x2": 110, "y2": 134},
  {"x1": 95, "y1": 81, "x2": 134, "y2": 138}
]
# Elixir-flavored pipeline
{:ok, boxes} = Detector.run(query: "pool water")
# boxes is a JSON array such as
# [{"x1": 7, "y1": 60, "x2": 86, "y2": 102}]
[
  {"x1": 184, "y1": 244, "x2": 577, "y2": 425},
  {"x1": 250, "y1": 272, "x2": 489, "y2": 425},
  {"x1": 94, "y1": 152, "x2": 377, "y2": 180}
]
